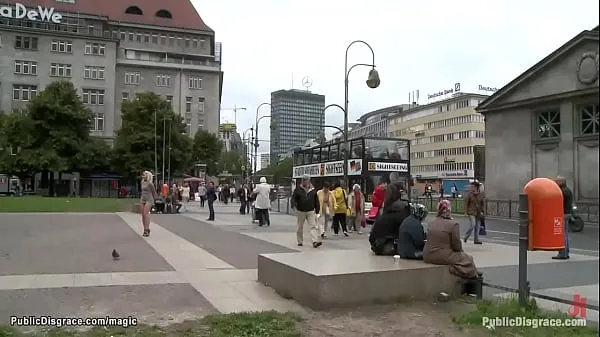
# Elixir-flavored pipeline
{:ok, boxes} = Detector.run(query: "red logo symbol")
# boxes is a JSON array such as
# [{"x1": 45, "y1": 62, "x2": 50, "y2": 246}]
[{"x1": 568, "y1": 294, "x2": 587, "y2": 318}]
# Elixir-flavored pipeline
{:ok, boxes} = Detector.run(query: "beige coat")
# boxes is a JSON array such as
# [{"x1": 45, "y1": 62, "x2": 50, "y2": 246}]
[
  {"x1": 464, "y1": 187, "x2": 485, "y2": 216},
  {"x1": 317, "y1": 189, "x2": 336, "y2": 216},
  {"x1": 423, "y1": 217, "x2": 478, "y2": 279},
  {"x1": 346, "y1": 191, "x2": 365, "y2": 216}
]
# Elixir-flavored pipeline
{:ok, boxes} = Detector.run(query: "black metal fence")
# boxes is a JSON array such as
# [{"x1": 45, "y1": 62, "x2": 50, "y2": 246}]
[{"x1": 269, "y1": 197, "x2": 599, "y2": 224}]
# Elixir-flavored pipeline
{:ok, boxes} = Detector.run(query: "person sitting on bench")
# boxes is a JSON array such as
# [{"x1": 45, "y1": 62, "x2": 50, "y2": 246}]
[
  {"x1": 424, "y1": 200, "x2": 482, "y2": 295},
  {"x1": 397, "y1": 203, "x2": 428, "y2": 260},
  {"x1": 369, "y1": 173, "x2": 410, "y2": 256}
]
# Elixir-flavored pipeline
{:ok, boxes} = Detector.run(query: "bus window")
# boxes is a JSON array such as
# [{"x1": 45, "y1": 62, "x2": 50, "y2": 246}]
[
  {"x1": 330, "y1": 143, "x2": 340, "y2": 160},
  {"x1": 351, "y1": 139, "x2": 363, "y2": 158},
  {"x1": 322, "y1": 145, "x2": 330, "y2": 161},
  {"x1": 294, "y1": 153, "x2": 303, "y2": 165},
  {"x1": 312, "y1": 148, "x2": 320, "y2": 163},
  {"x1": 303, "y1": 152, "x2": 312, "y2": 164},
  {"x1": 365, "y1": 138, "x2": 409, "y2": 160}
]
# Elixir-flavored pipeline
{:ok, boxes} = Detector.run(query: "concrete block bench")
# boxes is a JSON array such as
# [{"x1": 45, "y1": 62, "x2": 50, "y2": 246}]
[{"x1": 258, "y1": 250, "x2": 460, "y2": 310}]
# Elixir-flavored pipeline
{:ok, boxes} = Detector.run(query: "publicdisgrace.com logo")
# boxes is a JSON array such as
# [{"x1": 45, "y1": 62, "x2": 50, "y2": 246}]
[{"x1": 482, "y1": 316, "x2": 587, "y2": 330}]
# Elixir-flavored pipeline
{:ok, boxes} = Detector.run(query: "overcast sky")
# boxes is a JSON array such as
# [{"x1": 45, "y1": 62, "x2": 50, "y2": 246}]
[{"x1": 193, "y1": 0, "x2": 599, "y2": 157}]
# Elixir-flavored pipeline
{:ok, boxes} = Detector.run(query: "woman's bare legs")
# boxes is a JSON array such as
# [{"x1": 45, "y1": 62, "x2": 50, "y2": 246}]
[
  {"x1": 142, "y1": 203, "x2": 152, "y2": 236},
  {"x1": 141, "y1": 202, "x2": 147, "y2": 231}
]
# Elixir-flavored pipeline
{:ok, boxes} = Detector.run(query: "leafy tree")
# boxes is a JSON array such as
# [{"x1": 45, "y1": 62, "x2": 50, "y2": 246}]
[
  {"x1": 113, "y1": 92, "x2": 192, "y2": 179},
  {"x1": 256, "y1": 157, "x2": 293, "y2": 184},
  {"x1": 315, "y1": 132, "x2": 327, "y2": 145},
  {"x1": 217, "y1": 151, "x2": 245, "y2": 175},
  {"x1": 73, "y1": 139, "x2": 112, "y2": 174},
  {"x1": 0, "y1": 113, "x2": 38, "y2": 179},
  {"x1": 192, "y1": 130, "x2": 222, "y2": 176}
]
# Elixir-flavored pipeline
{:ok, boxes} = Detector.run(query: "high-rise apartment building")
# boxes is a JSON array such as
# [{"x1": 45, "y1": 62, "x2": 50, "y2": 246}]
[
  {"x1": 218, "y1": 123, "x2": 243, "y2": 152},
  {"x1": 270, "y1": 89, "x2": 325, "y2": 162},
  {"x1": 0, "y1": 0, "x2": 223, "y2": 144}
]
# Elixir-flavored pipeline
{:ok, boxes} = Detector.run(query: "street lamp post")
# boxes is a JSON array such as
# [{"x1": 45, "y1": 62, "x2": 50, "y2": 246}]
[
  {"x1": 254, "y1": 102, "x2": 271, "y2": 178},
  {"x1": 322, "y1": 104, "x2": 348, "y2": 185},
  {"x1": 243, "y1": 128, "x2": 253, "y2": 182},
  {"x1": 343, "y1": 40, "x2": 380, "y2": 189}
]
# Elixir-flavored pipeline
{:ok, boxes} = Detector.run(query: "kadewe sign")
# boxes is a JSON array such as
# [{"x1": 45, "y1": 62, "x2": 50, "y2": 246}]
[{"x1": 0, "y1": 2, "x2": 63, "y2": 24}]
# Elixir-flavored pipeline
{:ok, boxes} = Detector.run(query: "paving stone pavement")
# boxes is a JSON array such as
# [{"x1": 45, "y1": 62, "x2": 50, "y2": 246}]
[{"x1": 0, "y1": 201, "x2": 597, "y2": 326}]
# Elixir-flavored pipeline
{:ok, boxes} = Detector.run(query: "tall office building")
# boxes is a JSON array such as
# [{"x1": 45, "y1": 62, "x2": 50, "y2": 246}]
[
  {"x1": 0, "y1": 0, "x2": 223, "y2": 144},
  {"x1": 270, "y1": 89, "x2": 325, "y2": 162},
  {"x1": 260, "y1": 153, "x2": 270, "y2": 170},
  {"x1": 387, "y1": 93, "x2": 489, "y2": 181},
  {"x1": 218, "y1": 123, "x2": 243, "y2": 152}
]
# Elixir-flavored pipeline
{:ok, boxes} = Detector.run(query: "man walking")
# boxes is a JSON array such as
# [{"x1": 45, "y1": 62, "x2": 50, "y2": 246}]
[
  {"x1": 291, "y1": 175, "x2": 322, "y2": 248},
  {"x1": 463, "y1": 181, "x2": 484, "y2": 244},
  {"x1": 253, "y1": 177, "x2": 271, "y2": 227},
  {"x1": 206, "y1": 181, "x2": 216, "y2": 221},
  {"x1": 553, "y1": 176, "x2": 573, "y2": 260},
  {"x1": 237, "y1": 184, "x2": 251, "y2": 215}
]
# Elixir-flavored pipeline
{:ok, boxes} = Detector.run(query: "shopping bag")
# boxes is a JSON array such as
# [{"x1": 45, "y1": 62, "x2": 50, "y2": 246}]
[
  {"x1": 479, "y1": 217, "x2": 487, "y2": 235},
  {"x1": 368, "y1": 206, "x2": 379, "y2": 220}
]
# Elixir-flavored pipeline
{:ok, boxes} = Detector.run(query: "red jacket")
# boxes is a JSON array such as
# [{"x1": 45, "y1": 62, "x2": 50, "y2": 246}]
[{"x1": 371, "y1": 184, "x2": 386, "y2": 208}]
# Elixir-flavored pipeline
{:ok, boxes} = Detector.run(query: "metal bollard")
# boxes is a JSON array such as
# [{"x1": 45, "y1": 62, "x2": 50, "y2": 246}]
[
  {"x1": 475, "y1": 273, "x2": 484, "y2": 300},
  {"x1": 518, "y1": 193, "x2": 529, "y2": 306}
]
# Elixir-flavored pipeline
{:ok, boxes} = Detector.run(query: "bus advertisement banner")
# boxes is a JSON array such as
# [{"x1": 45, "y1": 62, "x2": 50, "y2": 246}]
[
  {"x1": 367, "y1": 161, "x2": 409, "y2": 172},
  {"x1": 292, "y1": 159, "x2": 362, "y2": 179}
]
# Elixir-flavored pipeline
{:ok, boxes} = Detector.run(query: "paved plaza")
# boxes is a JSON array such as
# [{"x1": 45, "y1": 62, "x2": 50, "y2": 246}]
[{"x1": 0, "y1": 201, "x2": 598, "y2": 326}]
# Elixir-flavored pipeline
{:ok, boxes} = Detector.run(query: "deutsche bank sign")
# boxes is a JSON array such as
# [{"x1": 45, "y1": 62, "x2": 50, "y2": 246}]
[{"x1": 0, "y1": 3, "x2": 63, "y2": 24}]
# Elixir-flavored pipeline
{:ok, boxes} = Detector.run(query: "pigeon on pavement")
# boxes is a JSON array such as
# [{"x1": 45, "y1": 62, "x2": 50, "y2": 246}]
[{"x1": 112, "y1": 249, "x2": 120, "y2": 260}]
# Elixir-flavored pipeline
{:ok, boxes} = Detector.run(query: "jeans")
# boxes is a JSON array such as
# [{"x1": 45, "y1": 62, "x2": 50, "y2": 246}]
[
  {"x1": 332, "y1": 213, "x2": 348, "y2": 234},
  {"x1": 464, "y1": 215, "x2": 481, "y2": 242},
  {"x1": 208, "y1": 200, "x2": 215, "y2": 220},
  {"x1": 560, "y1": 213, "x2": 571, "y2": 256},
  {"x1": 239, "y1": 200, "x2": 247, "y2": 214}
]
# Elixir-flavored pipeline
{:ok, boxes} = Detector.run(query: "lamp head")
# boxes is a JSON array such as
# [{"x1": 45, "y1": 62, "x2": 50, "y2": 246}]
[{"x1": 366, "y1": 68, "x2": 380, "y2": 89}]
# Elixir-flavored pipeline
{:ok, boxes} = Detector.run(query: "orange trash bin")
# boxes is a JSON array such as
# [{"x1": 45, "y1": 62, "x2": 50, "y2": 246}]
[{"x1": 524, "y1": 178, "x2": 565, "y2": 251}]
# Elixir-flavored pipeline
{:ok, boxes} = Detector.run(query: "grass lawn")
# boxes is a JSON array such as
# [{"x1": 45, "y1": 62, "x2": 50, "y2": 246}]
[
  {"x1": 0, "y1": 196, "x2": 136, "y2": 213},
  {"x1": 0, "y1": 311, "x2": 302, "y2": 337},
  {"x1": 453, "y1": 297, "x2": 598, "y2": 337}
]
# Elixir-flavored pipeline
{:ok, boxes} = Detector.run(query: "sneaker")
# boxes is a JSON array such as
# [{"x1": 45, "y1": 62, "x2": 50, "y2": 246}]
[
  {"x1": 343, "y1": 232, "x2": 349, "y2": 237},
  {"x1": 297, "y1": 243, "x2": 303, "y2": 247},
  {"x1": 357, "y1": 230, "x2": 363, "y2": 234},
  {"x1": 312, "y1": 242, "x2": 322, "y2": 248},
  {"x1": 321, "y1": 233, "x2": 325, "y2": 239},
  {"x1": 552, "y1": 255, "x2": 569, "y2": 260},
  {"x1": 474, "y1": 241, "x2": 483, "y2": 245},
  {"x1": 333, "y1": 233, "x2": 339, "y2": 236}
]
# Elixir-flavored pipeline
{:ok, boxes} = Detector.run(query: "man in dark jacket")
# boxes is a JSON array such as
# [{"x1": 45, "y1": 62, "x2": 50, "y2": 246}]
[
  {"x1": 397, "y1": 204, "x2": 428, "y2": 259},
  {"x1": 206, "y1": 182, "x2": 217, "y2": 221},
  {"x1": 553, "y1": 176, "x2": 573, "y2": 260},
  {"x1": 369, "y1": 176, "x2": 411, "y2": 255},
  {"x1": 291, "y1": 175, "x2": 322, "y2": 248}
]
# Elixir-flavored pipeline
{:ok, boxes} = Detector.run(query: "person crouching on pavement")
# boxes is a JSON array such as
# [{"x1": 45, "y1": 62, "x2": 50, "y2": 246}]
[
  {"x1": 347, "y1": 184, "x2": 366, "y2": 234},
  {"x1": 316, "y1": 182, "x2": 336, "y2": 238},
  {"x1": 369, "y1": 174, "x2": 411, "y2": 255},
  {"x1": 253, "y1": 177, "x2": 271, "y2": 227},
  {"x1": 291, "y1": 175, "x2": 322, "y2": 248},
  {"x1": 397, "y1": 203, "x2": 428, "y2": 260},
  {"x1": 424, "y1": 200, "x2": 482, "y2": 295}
]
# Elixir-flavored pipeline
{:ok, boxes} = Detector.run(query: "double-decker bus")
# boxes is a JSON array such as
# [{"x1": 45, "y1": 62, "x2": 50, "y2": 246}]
[{"x1": 291, "y1": 136, "x2": 411, "y2": 202}]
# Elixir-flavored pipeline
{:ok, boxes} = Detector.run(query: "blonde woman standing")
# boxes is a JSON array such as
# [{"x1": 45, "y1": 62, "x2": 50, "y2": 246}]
[{"x1": 140, "y1": 171, "x2": 159, "y2": 237}]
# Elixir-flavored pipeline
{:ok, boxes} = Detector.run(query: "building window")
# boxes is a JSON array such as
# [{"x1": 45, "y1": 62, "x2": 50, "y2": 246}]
[
  {"x1": 198, "y1": 97, "x2": 205, "y2": 113},
  {"x1": 50, "y1": 63, "x2": 72, "y2": 77},
  {"x1": 13, "y1": 85, "x2": 37, "y2": 101},
  {"x1": 188, "y1": 76, "x2": 202, "y2": 89},
  {"x1": 51, "y1": 40, "x2": 73, "y2": 53},
  {"x1": 91, "y1": 113, "x2": 104, "y2": 131},
  {"x1": 580, "y1": 104, "x2": 599, "y2": 135},
  {"x1": 124, "y1": 72, "x2": 141, "y2": 85},
  {"x1": 536, "y1": 111, "x2": 560, "y2": 138},
  {"x1": 156, "y1": 74, "x2": 171, "y2": 87},
  {"x1": 14, "y1": 60, "x2": 38, "y2": 75},
  {"x1": 82, "y1": 89, "x2": 105, "y2": 105},
  {"x1": 122, "y1": 92, "x2": 129, "y2": 101},
  {"x1": 84, "y1": 66, "x2": 105, "y2": 80},
  {"x1": 15, "y1": 36, "x2": 38, "y2": 50},
  {"x1": 84, "y1": 42, "x2": 106, "y2": 56},
  {"x1": 185, "y1": 97, "x2": 192, "y2": 113},
  {"x1": 166, "y1": 95, "x2": 173, "y2": 106}
]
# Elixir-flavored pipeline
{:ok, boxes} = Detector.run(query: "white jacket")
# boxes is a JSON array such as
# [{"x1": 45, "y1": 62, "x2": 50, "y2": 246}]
[{"x1": 253, "y1": 183, "x2": 271, "y2": 209}]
